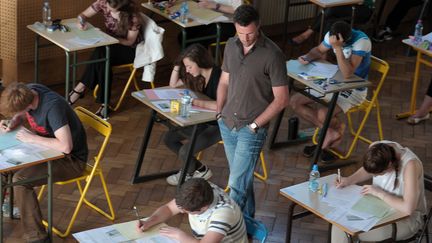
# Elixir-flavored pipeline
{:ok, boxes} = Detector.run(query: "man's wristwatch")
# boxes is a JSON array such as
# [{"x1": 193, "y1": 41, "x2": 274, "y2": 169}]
[
  {"x1": 215, "y1": 3, "x2": 221, "y2": 11},
  {"x1": 248, "y1": 122, "x2": 259, "y2": 133},
  {"x1": 216, "y1": 112, "x2": 222, "y2": 120}
]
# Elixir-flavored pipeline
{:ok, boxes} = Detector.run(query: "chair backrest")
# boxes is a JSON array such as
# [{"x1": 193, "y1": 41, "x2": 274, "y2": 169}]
[
  {"x1": 367, "y1": 56, "x2": 389, "y2": 103},
  {"x1": 244, "y1": 214, "x2": 268, "y2": 243},
  {"x1": 74, "y1": 106, "x2": 112, "y2": 167}
]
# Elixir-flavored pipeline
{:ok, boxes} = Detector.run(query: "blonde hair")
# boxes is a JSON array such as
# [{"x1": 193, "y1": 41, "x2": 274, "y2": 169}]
[{"x1": 0, "y1": 82, "x2": 34, "y2": 117}]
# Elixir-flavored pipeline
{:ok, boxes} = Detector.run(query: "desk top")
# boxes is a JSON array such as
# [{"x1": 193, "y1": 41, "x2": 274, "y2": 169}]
[
  {"x1": 287, "y1": 59, "x2": 370, "y2": 94},
  {"x1": 27, "y1": 18, "x2": 119, "y2": 52},
  {"x1": 309, "y1": 0, "x2": 364, "y2": 8},
  {"x1": 132, "y1": 88, "x2": 216, "y2": 127},
  {"x1": 142, "y1": 1, "x2": 228, "y2": 28},
  {"x1": 280, "y1": 174, "x2": 408, "y2": 236},
  {"x1": 0, "y1": 131, "x2": 64, "y2": 173},
  {"x1": 402, "y1": 39, "x2": 432, "y2": 56}
]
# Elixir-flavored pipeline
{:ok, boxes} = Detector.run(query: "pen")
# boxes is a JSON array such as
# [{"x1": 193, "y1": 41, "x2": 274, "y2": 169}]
[
  {"x1": 300, "y1": 56, "x2": 316, "y2": 66},
  {"x1": 322, "y1": 183, "x2": 328, "y2": 198},
  {"x1": 133, "y1": 206, "x2": 140, "y2": 221},
  {"x1": 337, "y1": 169, "x2": 341, "y2": 183}
]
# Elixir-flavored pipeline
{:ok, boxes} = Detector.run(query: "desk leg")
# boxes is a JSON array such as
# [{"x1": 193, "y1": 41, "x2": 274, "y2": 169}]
[
  {"x1": 65, "y1": 52, "x2": 70, "y2": 99},
  {"x1": 177, "y1": 125, "x2": 198, "y2": 188},
  {"x1": 215, "y1": 23, "x2": 221, "y2": 66},
  {"x1": 311, "y1": 92, "x2": 339, "y2": 168},
  {"x1": 318, "y1": 8, "x2": 325, "y2": 44},
  {"x1": 181, "y1": 29, "x2": 187, "y2": 50},
  {"x1": 103, "y1": 46, "x2": 110, "y2": 119},
  {"x1": 396, "y1": 51, "x2": 421, "y2": 119},
  {"x1": 72, "y1": 52, "x2": 77, "y2": 88},
  {"x1": 283, "y1": 0, "x2": 292, "y2": 49},
  {"x1": 47, "y1": 161, "x2": 53, "y2": 243},
  {"x1": 34, "y1": 35, "x2": 40, "y2": 83},
  {"x1": 132, "y1": 110, "x2": 177, "y2": 184},
  {"x1": 285, "y1": 202, "x2": 296, "y2": 243},
  {"x1": 351, "y1": 6, "x2": 356, "y2": 27}
]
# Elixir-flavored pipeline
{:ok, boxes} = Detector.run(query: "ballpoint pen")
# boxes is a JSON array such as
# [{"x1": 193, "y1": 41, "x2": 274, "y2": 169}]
[
  {"x1": 133, "y1": 206, "x2": 140, "y2": 221},
  {"x1": 337, "y1": 169, "x2": 341, "y2": 183}
]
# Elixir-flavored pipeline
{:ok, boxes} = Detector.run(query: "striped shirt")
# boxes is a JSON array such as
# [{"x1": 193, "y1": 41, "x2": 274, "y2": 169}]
[{"x1": 189, "y1": 184, "x2": 247, "y2": 243}]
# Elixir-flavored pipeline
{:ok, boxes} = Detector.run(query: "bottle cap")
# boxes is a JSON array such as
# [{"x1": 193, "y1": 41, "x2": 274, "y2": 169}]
[
  {"x1": 184, "y1": 90, "x2": 189, "y2": 95},
  {"x1": 312, "y1": 164, "x2": 318, "y2": 171}
]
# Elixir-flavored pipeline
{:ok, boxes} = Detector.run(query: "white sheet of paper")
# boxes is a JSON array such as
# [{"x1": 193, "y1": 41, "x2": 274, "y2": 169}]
[
  {"x1": 307, "y1": 62, "x2": 339, "y2": 78},
  {"x1": 321, "y1": 184, "x2": 362, "y2": 209},
  {"x1": 153, "y1": 89, "x2": 198, "y2": 100},
  {"x1": 0, "y1": 130, "x2": 21, "y2": 150},
  {"x1": 151, "y1": 100, "x2": 171, "y2": 112},
  {"x1": 326, "y1": 207, "x2": 380, "y2": 232},
  {"x1": 73, "y1": 225, "x2": 129, "y2": 243},
  {"x1": 422, "y1": 32, "x2": 432, "y2": 42}
]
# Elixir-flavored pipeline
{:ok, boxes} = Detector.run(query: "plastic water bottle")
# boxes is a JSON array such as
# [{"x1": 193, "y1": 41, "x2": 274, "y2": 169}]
[
  {"x1": 413, "y1": 19, "x2": 423, "y2": 45},
  {"x1": 42, "y1": 1, "x2": 52, "y2": 27},
  {"x1": 308, "y1": 164, "x2": 320, "y2": 192},
  {"x1": 180, "y1": 90, "x2": 192, "y2": 118},
  {"x1": 179, "y1": 1, "x2": 189, "y2": 24}
]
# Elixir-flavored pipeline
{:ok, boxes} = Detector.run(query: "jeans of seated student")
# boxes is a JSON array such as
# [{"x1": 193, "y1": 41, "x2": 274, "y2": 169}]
[
  {"x1": 164, "y1": 123, "x2": 221, "y2": 174},
  {"x1": 218, "y1": 119, "x2": 267, "y2": 217}
]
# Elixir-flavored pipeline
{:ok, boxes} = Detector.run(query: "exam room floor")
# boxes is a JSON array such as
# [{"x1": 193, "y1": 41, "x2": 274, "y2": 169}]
[{"x1": 3, "y1": 19, "x2": 432, "y2": 243}]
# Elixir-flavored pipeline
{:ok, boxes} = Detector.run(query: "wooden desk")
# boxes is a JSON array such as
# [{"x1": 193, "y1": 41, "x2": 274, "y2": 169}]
[
  {"x1": 142, "y1": 1, "x2": 224, "y2": 63},
  {"x1": 269, "y1": 60, "x2": 370, "y2": 170},
  {"x1": 27, "y1": 18, "x2": 119, "y2": 119},
  {"x1": 0, "y1": 135, "x2": 64, "y2": 243},
  {"x1": 131, "y1": 88, "x2": 216, "y2": 187},
  {"x1": 280, "y1": 174, "x2": 408, "y2": 242},
  {"x1": 396, "y1": 39, "x2": 432, "y2": 119}
]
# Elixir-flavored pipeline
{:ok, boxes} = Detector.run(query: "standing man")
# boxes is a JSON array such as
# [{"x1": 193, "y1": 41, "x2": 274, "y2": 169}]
[
  {"x1": 216, "y1": 5, "x2": 289, "y2": 217},
  {"x1": 0, "y1": 83, "x2": 88, "y2": 243}
]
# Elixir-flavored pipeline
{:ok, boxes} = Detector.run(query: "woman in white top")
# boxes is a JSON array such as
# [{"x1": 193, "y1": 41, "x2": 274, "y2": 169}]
[{"x1": 333, "y1": 140, "x2": 427, "y2": 242}]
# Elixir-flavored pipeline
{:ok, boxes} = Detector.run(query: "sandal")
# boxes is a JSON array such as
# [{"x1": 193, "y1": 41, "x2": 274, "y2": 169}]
[
  {"x1": 407, "y1": 113, "x2": 430, "y2": 125},
  {"x1": 68, "y1": 88, "x2": 85, "y2": 105},
  {"x1": 95, "y1": 104, "x2": 111, "y2": 118}
]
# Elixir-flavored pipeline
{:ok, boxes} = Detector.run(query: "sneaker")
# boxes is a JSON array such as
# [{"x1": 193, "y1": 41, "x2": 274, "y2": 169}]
[
  {"x1": 372, "y1": 27, "x2": 393, "y2": 42},
  {"x1": 166, "y1": 165, "x2": 213, "y2": 186},
  {"x1": 303, "y1": 145, "x2": 317, "y2": 158}
]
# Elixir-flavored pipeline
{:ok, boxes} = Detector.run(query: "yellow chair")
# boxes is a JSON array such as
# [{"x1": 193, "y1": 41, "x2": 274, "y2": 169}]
[
  {"x1": 37, "y1": 106, "x2": 115, "y2": 237},
  {"x1": 312, "y1": 56, "x2": 389, "y2": 159},
  {"x1": 93, "y1": 64, "x2": 155, "y2": 111}
]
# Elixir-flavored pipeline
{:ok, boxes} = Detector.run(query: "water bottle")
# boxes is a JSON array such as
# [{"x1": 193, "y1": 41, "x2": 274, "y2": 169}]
[
  {"x1": 180, "y1": 90, "x2": 192, "y2": 118},
  {"x1": 42, "y1": 1, "x2": 52, "y2": 27},
  {"x1": 308, "y1": 164, "x2": 320, "y2": 192},
  {"x1": 2, "y1": 192, "x2": 10, "y2": 215},
  {"x1": 413, "y1": 19, "x2": 423, "y2": 45},
  {"x1": 179, "y1": 1, "x2": 189, "y2": 24}
]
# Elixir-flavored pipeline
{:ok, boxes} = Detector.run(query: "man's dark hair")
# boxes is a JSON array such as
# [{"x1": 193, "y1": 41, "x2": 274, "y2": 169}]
[
  {"x1": 329, "y1": 21, "x2": 352, "y2": 42},
  {"x1": 233, "y1": 4, "x2": 260, "y2": 27},
  {"x1": 175, "y1": 178, "x2": 214, "y2": 212}
]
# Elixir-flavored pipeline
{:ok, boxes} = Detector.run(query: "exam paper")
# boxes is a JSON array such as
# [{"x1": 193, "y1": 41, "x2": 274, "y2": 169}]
[
  {"x1": 0, "y1": 130, "x2": 21, "y2": 150},
  {"x1": 326, "y1": 208, "x2": 380, "y2": 232},
  {"x1": 144, "y1": 89, "x2": 198, "y2": 100},
  {"x1": 321, "y1": 184, "x2": 363, "y2": 209},
  {"x1": 307, "y1": 62, "x2": 338, "y2": 78},
  {"x1": 351, "y1": 194, "x2": 391, "y2": 218}
]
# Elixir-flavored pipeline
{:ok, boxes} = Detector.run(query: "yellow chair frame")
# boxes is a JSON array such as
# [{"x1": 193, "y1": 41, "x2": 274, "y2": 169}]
[
  {"x1": 312, "y1": 56, "x2": 389, "y2": 159},
  {"x1": 94, "y1": 64, "x2": 155, "y2": 111},
  {"x1": 37, "y1": 106, "x2": 115, "y2": 237}
]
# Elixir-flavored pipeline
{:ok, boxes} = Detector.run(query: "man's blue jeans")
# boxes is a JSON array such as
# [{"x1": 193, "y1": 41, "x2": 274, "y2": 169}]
[{"x1": 218, "y1": 119, "x2": 267, "y2": 217}]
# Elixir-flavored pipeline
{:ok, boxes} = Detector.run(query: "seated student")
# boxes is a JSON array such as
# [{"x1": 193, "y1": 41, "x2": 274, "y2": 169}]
[
  {"x1": 0, "y1": 83, "x2": 88, "y2": 243},
  {"x1": 171, "y1": 0, "x2": 244, "y2": 47},
  {"x1": 407, "y1": 78, "x2": 432, "y2": 125},
  {"x1": 333, "y1": 141, "x2": 427, "y2": 242},
  {"x1": 136, "y1": 178, "x2": 248, "y2": 243},
  {"x1": 289, "y1": 0, "x2": 374, "y2": 45},
  {"x1": 68, "y1": 0, "x2": 144, "y2": 116},
  {"x1": 164, "y1": 44, "x2": 221, "y2": 186},
  {"x1": 290, "y1": 21, "x2": 371, "y2": 161}
]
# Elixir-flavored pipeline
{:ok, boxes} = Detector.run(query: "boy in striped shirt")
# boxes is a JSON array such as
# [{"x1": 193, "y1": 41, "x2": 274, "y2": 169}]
[{"x1": 137, "y1": 178, "x2": 247, "y2": 243}]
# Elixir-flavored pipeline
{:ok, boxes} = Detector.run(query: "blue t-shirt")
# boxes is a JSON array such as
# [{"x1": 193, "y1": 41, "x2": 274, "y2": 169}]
[{"x1": 322, "y1": 29, "x2": 371, "y2": 79}]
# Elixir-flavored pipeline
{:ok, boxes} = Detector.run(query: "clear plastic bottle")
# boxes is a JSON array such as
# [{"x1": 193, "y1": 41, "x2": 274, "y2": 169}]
[
  {"x1": 2, "y1": 192, "x2": 10, "y2": 215},
  {"x1": 413, "y1": 19, "x2": 423, "y2": 45},
  {"x1": 42, "y1": 1, "x2": 52, "y2": 27},
  {"x1": 179, "y1": 1, "x2": 189, "y2": 24},
  {"x1": 180, "y1": 90, "x2": 192, "y2": 118},
  {"x1": 308, "y1": 164, "x2": 320, "y2": 192}
]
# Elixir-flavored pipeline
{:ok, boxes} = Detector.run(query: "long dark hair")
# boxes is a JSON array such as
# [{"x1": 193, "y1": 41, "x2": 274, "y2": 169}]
[
  {"x1": 363, "y1": 143, "x2": 399, "y2": 190},
  {"x1": 175, "y1": 44, "x2": 214, "y2": 92},
  {"x1": 107, "y1": 0, "x2": 142, "y2": 38}
]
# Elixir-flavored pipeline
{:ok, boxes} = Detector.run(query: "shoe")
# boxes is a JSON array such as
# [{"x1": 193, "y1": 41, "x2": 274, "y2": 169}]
[
  {"x1": 407, "y1": 113, "x2": 430, "y2": 125},
  {"x1": 166, "y1": 165, "x2": 213, "y2": 186},
  {"x1": 68, "y1": 88, "x2": 85, "y2": 105},
  {"x1": 372, "y1": 27, "x2": 393, "y2": 43},
  {"x1": 303, "y1": 145, "x2": 317, "y2": 158},
  {"x1": 95, "y1": 104, "x2": 112, "y2": 118},
  {"x1": 2, "y1": 203, "x2": 20, "y2": 218},
  {"x1": 321, "y1": 149, "x2": 338, "y2": 163}
]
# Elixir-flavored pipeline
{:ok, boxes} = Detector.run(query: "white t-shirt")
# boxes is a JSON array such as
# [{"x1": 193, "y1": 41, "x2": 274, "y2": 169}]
[{"x1": 188, "y1": 183, "x2": 248, "y2": 243}]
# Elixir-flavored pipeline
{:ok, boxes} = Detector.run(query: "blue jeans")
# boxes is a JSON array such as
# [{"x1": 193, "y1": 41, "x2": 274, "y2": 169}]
[{"x1": 218, "y1": 119, "x2": 267, "y2": 217}]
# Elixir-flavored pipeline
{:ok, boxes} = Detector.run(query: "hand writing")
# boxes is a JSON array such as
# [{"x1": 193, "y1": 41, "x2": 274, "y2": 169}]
[
  {"x1": 335, "y1": 176, "x2": 350, "y2": 189},
  {"x1": 298, "y1": 56, "x2": 310, "y2": 65},
  {"x1": 136, "y1": 219, "x2": 152, "y2": 232}
]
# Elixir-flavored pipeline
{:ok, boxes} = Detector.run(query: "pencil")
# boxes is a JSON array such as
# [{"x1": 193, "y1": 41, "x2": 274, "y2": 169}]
[
  {"x1": 337, "y1": 169, "x2": 341, "y2": 183},
  {"x1": 133, "y1": 206, "x2": 140, "y2": 221}
]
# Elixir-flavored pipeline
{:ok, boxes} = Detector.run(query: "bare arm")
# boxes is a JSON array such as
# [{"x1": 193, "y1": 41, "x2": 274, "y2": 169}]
[
  {"x1": 193, "y1": 99, "x2": 216, "y2": 111},
  {"x1": 160, "y1": 226, "x2": 225, "y2": 243},
  {"x1": 198, "y1": 0, "x2": 236, "y2": 14},
  {"x1": 137, "y1": 199, "x2": 181, "y2": 232},
  {"x1": 16, "y1": 125, "x2": 74, "y2": 154},
  {"x1": 118, "y1": 29, "x2": 139, "y2": 46},
  {"x1": 336, "y1": 167, "x2": 373, "y2": 188},
  {"x1": 169, "y1": 66, "x2": 184, "y2": 88},
  {"x1": 362, "y1": 160, "x2": 422, "y2": 215},
  {"x1": 216, "y1": 71, "x2": 229, "y2": 113},
  {"x1": 254, "y1": 85, "x2": 289, "y2": 127},
  {"x1": 77, "y1": 6, "x2": 98, "y2": 29},
  {"x1": 329, "y1": 34, "x2": 363, "y2": 79},
  {"x1": 298, "y1": 43, "x2": 329, "y2": 65},
  {"x1": 0, "y1": 113, "x2": 25, "y2": 132}
]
